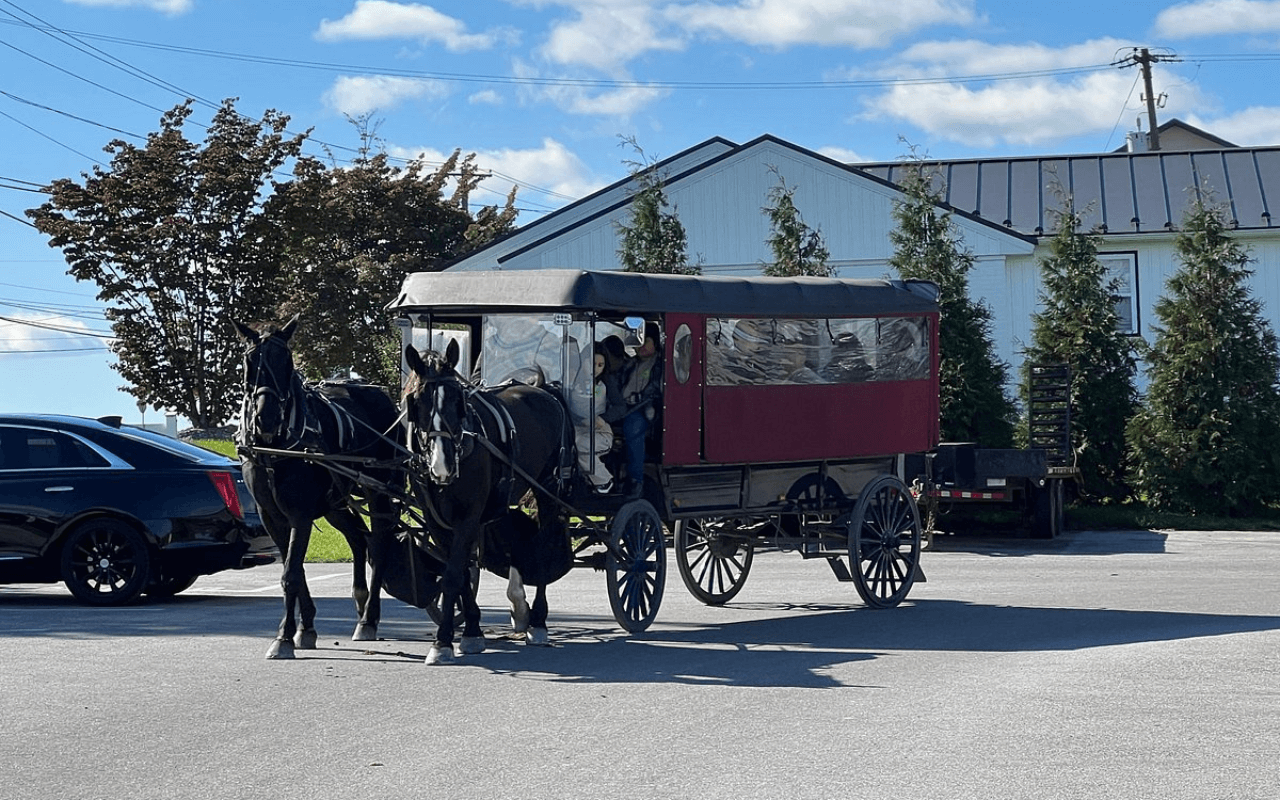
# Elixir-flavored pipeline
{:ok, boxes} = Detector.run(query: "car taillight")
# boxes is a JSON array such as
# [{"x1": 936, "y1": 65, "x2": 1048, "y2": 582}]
[{"x1": 207, "y1": 471, "x2": 244, "y2": 519}]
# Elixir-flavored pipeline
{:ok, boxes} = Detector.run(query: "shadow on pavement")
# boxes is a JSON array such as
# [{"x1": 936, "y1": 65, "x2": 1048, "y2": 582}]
[
  {"x1": 926, "y1": 528, "x2": 1169, "y2": 556},
  {"x1": 4, "y1": 590, "x2": 1276, "y2": 690}
]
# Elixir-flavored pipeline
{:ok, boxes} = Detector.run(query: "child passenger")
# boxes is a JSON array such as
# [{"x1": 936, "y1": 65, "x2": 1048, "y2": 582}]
[{"x1": 575, "y1": 347, "x2": 615, "y2": 494}]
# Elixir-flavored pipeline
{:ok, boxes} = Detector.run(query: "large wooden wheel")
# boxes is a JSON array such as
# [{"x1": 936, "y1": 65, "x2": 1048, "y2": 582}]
[
  {"x1": 674, "y1": 517, "x2": 754, "y2": 605},
  {"x1": 605, "y1": 499, "x2": 666, "y2": 632},
  {"x1": 848, "y1": 474, "x2": 922, "y2": 609}
]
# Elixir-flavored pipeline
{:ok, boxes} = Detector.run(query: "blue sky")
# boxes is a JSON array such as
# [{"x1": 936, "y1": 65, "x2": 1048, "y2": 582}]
[{"x1": 3, "y1": 0, "x2": 1280, "y2": 428}]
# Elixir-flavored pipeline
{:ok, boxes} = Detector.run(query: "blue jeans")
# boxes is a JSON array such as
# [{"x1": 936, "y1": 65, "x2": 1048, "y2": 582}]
[{"x1": 621, "y1": 407, "x2": 651, "y2": 485}]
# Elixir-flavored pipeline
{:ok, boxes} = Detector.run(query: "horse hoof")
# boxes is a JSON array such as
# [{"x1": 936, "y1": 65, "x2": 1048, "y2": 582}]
[
  {"x1": 294, "y1": 629, "x2": 318, "y2": 650},
  {"x1": 425, "y1": 645, "x2": 455, "y2": 666},
  {"x1": 352, "y1": 624, "x2": 377, "y2": 642},
  {"x1": 460, "y1": 635, "x2": 486, "y2": 655},
  {"x1": 266, "y1": 639, "x2": 295, "y2": 660},
  {"x1": 526, "y1": 627, "x2": 551, "y2": 647}
]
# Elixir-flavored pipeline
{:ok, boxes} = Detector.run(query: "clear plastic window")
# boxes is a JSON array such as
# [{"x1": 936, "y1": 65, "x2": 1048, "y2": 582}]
[
  {"x1": 672, "y1": 324, "x2": 692, "y2": 384},
  {"x1": 706, "y1": 316, "x2": 930, "y2": 386}
]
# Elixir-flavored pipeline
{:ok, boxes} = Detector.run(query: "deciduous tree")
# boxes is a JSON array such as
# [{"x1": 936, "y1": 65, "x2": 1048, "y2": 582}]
[
  {"x1": 28, "y1": 99, "x2": 304, "y2": 428},
  {"x1": 264, "y1": 122, "x2": 516, "y2": 387}
]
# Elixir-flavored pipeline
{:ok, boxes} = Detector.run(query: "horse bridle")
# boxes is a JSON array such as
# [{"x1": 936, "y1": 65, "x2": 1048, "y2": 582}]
[
  {"x1": 243, "y1": 335, "x2": 307, "y2": 448},
  {"x1": 407, "y1": 370, "x2": 475, "y2": 486}
]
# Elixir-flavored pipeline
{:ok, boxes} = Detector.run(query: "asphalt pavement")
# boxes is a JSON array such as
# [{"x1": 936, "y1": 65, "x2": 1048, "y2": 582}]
[{"x1": 2, "y1": 528, "x2": 1277, "y2": 800}]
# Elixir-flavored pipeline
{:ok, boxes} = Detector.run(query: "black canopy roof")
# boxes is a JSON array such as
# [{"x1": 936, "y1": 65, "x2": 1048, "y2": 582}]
[{"x1": 390, "y1": 269, "x2": 939, "y2": 318}]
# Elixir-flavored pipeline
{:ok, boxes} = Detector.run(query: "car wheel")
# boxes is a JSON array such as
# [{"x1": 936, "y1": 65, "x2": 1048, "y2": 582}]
[
  {"x1": 60, "y1": 519, "x2": 153, "y2": 606},
  {"x1": 146, "y1": 573, "x2": 199, "y2": 599}
]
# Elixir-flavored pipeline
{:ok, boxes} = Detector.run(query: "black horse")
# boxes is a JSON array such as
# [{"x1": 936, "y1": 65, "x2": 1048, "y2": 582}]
[
  {"x1": 234, "y1": 317, "x2": 407, "y2": 660},
  {"x1": 403, "y1": 341, "x2": 573, "y2": 665}
]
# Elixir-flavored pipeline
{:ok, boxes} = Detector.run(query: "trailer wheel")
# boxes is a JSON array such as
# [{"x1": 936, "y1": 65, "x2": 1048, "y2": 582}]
[
  {"x1": 1031, "y1": 480, "x2": 1065, "y2": 540},
  {"x1": 674, "y1": 517, "x2": 753, "y2": 605},
  {"x1": 606, "y1": 500, "x2": 666, "y2": 632},
  {"x1": 849, "y1": 475, "x2": 922, "y2": 609}
]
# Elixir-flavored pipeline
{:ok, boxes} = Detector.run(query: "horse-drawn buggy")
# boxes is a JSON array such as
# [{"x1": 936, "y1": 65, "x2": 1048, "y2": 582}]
[{"x1": 237, "y1": 269, "x2": 941, "y2": 663}]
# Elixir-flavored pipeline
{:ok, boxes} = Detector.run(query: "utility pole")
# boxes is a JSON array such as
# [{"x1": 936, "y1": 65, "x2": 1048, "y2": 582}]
[{"x1": 1119, "y1": 48, "x2": 1181, "y2": 151}]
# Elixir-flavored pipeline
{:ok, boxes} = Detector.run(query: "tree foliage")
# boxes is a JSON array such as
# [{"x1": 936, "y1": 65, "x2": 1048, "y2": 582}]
[
  {"x1": 889, "y1": 158, "x2": 1015, "y2": 446},
  {"x1": 761, "y1": 166, "x2": 832, "y2": 277},
  {"x1": 264, "y1": 121, "x2": 517, "y2": 387},
  {"x1": 616, "y1": 137, "x2": 699, "y2": 275},
  {"x1": 1126, "y1": 198, "x2": 1280, "y2": 515},
  {"x1": 27, "y1": 99, "x2": 304, "y2": 428},
  {"x1": 1022, "y1": 199, "x2": 1138, "y2": 501}
]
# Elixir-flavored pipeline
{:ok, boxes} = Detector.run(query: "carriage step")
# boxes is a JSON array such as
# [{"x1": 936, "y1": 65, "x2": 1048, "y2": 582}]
[{"x1": 826, "y1": 557, "x2": 853, "y2": 582}]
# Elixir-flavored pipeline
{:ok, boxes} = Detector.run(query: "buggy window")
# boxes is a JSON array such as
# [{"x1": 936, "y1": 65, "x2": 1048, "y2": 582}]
[
  {"x1": 479, "y1": 314, "x2": 594, "y2": 421},
  {"x1": 706, "y1": 316, "x2": 930, "y2": 386}
]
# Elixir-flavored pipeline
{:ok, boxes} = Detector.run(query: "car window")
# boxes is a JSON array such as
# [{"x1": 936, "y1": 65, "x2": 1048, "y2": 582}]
[
  {"x1": 11, "y1": 430, "x2": 111, "y2": 469},
  {"x1": 109, "y1": 427, "x2": 236, "y2": 465}
]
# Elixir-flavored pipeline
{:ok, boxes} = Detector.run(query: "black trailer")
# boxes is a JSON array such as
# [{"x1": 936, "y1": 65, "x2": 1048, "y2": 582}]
[{"x1": 905, "y1": 364, "x2": 1078, "y2": 539}]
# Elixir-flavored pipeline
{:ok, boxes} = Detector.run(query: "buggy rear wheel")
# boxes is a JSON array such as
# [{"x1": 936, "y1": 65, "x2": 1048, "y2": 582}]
[
  {"x1": 674, "y1": 517, "x2": 753, "y2": 605},
  {"x1": 849, "y1": 475, "x2": 921, "y2": 609},
  {"x1": 605, "y1": 500, "x2": 666, "y2": 632}
]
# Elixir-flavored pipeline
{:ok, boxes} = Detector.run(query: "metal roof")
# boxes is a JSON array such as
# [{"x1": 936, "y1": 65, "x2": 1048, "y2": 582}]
[
  {"x1": 856, "y1": 147, "x2": 1280, "y2": 236},
  {"x1": 389, "y1": 269, "x2": 940, "y2": 317}
]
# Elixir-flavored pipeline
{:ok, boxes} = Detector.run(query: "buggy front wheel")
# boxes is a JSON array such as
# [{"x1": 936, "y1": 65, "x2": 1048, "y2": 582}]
[
  {"x1": 605, "y1": 500, "x2": 666, "y2": 632},
  {"x1": 849, "y1": 475, "x2": 921, "y2": 609}
]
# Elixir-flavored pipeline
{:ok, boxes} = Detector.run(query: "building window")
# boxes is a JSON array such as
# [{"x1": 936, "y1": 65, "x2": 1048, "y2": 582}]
[{"x1": 1099, "y1": 253, "x2": 1138, "y2": 334}]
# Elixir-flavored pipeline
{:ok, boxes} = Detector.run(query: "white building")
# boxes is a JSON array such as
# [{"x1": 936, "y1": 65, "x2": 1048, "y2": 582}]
[{"x1": 447, "y1": 120, "x2": 1280, "y2": 392}]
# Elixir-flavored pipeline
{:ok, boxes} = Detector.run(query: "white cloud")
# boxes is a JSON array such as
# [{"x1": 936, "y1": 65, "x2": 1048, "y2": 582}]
[
  {"x1": 1188, "y1": 107, "x2": 1280, "y2": 145},
  {"x1": 61, "y1": 0, "x2": 191, "y2": 12},
  {"x1": 316, "y1": 1, "x2": 509, "y2": 51},
  {"x1": 0, "y1": 315, "x2": 105, "y2": 358},
  {"x1": 512, "y1": 59, "x2": 670, "y2": 117},
  {"x1": 539, "y1": 1, "x2": 684, "y2": 73},
  {"x1": 469, "y1": 89, "x2": 504, "y2": 105},
  {"x1": 323, "y1": 76, "x2": 451, "y2": 116},
  {"x1": 665, "y1": 0, "x2": 977, "y2": 49},
  {"x1": 817, "y1": 146, "x2": 869, "y2": 163},
  {"x1": 1154, "y1": 0, "x2": 1280, "y2": 38},
  {"x1": 391, "y1": 138, "x2": 604, "y2": 209},
  {"x1": 857, "y1": 38, "x2": 1203, "y2": 148}
]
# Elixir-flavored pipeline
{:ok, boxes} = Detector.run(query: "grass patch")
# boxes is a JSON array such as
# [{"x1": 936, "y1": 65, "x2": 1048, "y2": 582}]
[{"x1": 195, "y1": 438, "x2": 355, "y2": 563}]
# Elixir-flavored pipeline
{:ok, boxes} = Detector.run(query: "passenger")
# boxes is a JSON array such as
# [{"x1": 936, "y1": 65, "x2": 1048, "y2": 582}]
[
  {"x1": 574, "y1": 347, "x2": 615, "y2": 494},
  {"x1": 598, "y1": 334, "x2": 630, "y2": 426},
  {"x1": 617, "y1": 322, "x2": 662, "y2": 498}
]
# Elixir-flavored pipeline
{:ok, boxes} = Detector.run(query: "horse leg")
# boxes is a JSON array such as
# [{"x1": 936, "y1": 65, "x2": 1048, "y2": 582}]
[
  {"x1": 507, "y1": 566, "x2": 530, "y2": 633},
  {"x1": 526, "y1": 584, "x2": 551, "y2": 647},
  {"x1": 256, "y1": 503, "x2": 297, "y2": 660},
  {"x1": 426, "y1": 525, "x2": 473, "y2": 666},
  {"x1": 289, "y1": 522, "x2": 319, "y2": 650},
  {"x1": 328, "y1": 508, "x2": 377, "y2": 642},
  {"x1": 268, "y1": 522, "x2": 313, "y2": 658},
  {"x1": 458, "y1": 562, "x2": 486, "y2": 656}
]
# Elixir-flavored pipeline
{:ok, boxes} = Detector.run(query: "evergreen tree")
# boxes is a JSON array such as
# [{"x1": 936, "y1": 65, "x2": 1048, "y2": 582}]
[
  {"x1": 616, "y1": 137, "x2": 699, "y2": 275},
  {"x1": 1126, "y1": 198, "x2": 1280, "y2": 515},
  {"x1": 762, "y1": 166, "x2": 833, "y2": 277},
  {"x1": 889, "y1": 158, "x2": 1015, "y2": 446},
  {"x1": 1023, "y1": 199, "x2": 1138, "y2": 502}
]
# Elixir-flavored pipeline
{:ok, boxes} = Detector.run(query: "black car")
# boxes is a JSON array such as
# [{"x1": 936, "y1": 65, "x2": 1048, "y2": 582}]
[{"x1": 0, "y1": 414, "x2": 278, "y2": 605}]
